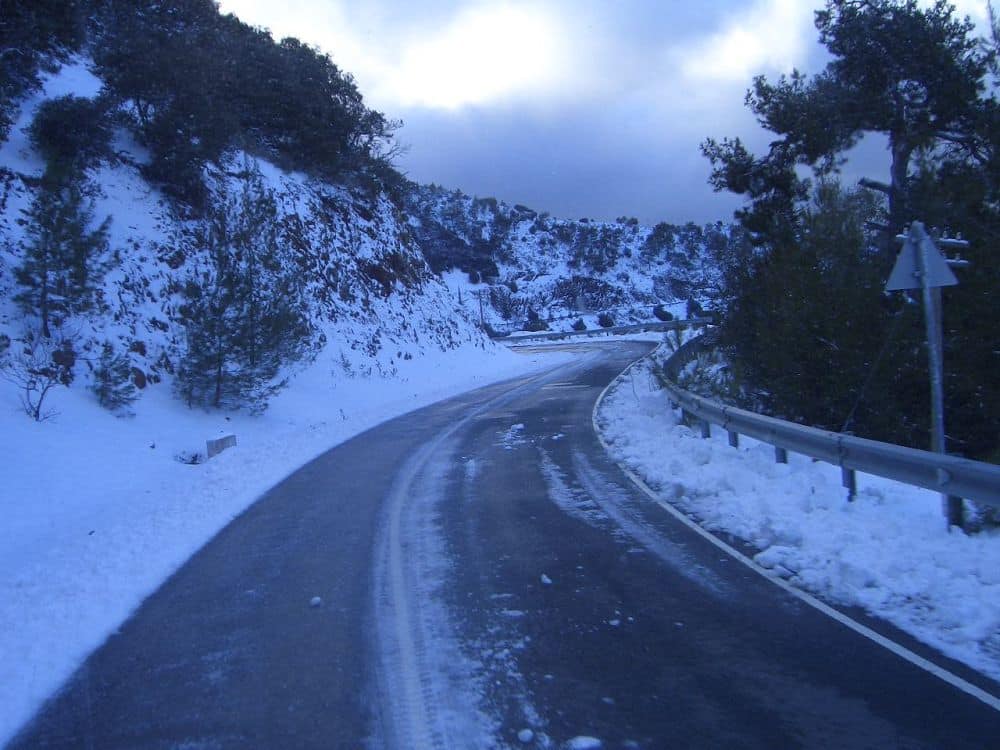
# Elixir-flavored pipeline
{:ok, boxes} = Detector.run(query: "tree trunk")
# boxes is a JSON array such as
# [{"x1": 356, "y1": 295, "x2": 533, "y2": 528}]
[
  {"x1": 213, "y1": 334, "x2": 224, "y2": 408},
  {"x1": 888, "y1": 134, "x2": 914, "y2": 235},
  {"x1": 40, "y1": 282, "x2": 50, "y2": 338}
]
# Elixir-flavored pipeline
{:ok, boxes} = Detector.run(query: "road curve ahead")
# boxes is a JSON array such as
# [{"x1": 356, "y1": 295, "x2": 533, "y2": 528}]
[{"x1": 11, "y1": 341, "x2": 999, "y2": 749}]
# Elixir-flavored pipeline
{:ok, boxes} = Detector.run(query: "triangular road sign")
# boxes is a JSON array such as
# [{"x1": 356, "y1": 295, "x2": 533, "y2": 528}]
[{"x1": 886, "y1": 227, "x2": 958, "y2": 291}]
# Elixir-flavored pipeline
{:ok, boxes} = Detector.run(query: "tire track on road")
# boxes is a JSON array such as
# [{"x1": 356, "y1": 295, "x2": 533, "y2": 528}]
[{"x1": 372, "y1": 356, "x2": 600, "y2": 749}]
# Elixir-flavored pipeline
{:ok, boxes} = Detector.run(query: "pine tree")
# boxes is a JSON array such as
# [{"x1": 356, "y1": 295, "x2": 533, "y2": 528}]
[
  {"x1": 702, "y1": 0, "x2": 991, "y2": 245},
  {"x1": 90, "y1": 342, "x2": 138, "y2": 412},
  {"x1": 176, "y1": 165, "x2": 313, "y2": 412},
  {"x1": 14, "y1": 183, "x2": 112, "y2": 337}
]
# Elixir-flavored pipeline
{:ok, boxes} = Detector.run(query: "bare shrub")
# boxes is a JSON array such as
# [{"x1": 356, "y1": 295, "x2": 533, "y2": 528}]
[{"x1": 0, "y1": 327, "x2": 76, "y2": 421}]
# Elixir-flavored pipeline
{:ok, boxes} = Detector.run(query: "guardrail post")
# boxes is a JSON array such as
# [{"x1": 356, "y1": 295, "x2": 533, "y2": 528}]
[
  {"x1": 774, "y1": 446, "x2": 788, "y2": 464},
  {"x1": 945, "y1": 496, "x2": 964, "y2": 530},
  {"x1": 727, "y1": 430, "x2": 739, "y2": 448},
  {"x1": 207, "y1": 434, "x2": 237, "y2": 459},
  {"x1": 841, "y1": 467, "x2": 857, "y2": 502}
]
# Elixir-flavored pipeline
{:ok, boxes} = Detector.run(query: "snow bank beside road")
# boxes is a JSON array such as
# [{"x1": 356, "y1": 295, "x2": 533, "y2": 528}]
[
  {"x1": 0, "y1": 343, "x2": 571, "y2": 746},
  {"x1": 595, "y1": 354, "x2": 1000, "y2": 682}
]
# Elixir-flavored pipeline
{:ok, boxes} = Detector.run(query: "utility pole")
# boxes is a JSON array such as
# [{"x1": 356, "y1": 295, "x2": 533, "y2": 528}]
[{"x1": 885, "y1": 221, "x2": 969, "y2": 529}]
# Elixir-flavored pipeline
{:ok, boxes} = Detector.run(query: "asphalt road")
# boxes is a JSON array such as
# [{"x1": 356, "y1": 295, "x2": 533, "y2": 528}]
[{"x1": 10, "y1": 341, "x2": 1000, "y2": 749}]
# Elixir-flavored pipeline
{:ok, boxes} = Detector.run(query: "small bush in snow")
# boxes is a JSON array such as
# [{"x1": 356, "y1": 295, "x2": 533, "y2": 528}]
[
  {"x1": 597, "y1": 312, "x2": 615, "y2": 328},
  {"x1": 572, "y1": 318, "x2": 587, "y2": 331},
  {"x1": 653, "y1": 304, "x2": 673, "y2": 321},
  {"x1": 174, "y1": 449, "x2": 205, "y2": 465}
]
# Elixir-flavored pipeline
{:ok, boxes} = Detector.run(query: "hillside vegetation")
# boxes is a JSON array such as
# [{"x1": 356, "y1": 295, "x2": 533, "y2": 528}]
[
  {"x1": 703, "y1": 0, "x2": 999, "y2": 461},
  {"x1": 0, "y1": 1, "x2": 489, "y2": 418},
  {"x1": 405, "y1": 183, "x2": 743, "y2": 333}
]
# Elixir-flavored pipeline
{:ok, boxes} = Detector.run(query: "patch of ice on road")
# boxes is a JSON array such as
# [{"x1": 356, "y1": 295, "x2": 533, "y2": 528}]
[
  {"x1": 595, "y1": 352, "x2": 1000, "y2": 681},
  {"x1": 498, "y1": 423, "x2": 529, "y2": 450},
  {"x1": 476, "y1": 600, "x2": 552, "y2": 750},
  {"x1": 464, "y1": 457, "x2": 480, "y2": 484},
  {"x1": 566, "y1": 736, "x2": 602, "y2": 749},
  {"x1": 571, "y1": 450, "x2": 728, "y2": 598},
  {"x1": 540, "y1": 574, "x2": 553, "y2": 585},
  {"x1": 538, "y1": 449, "x2": 614, "y2": 532},
  {"x1": 309, "y1": 596, "x2": 322, "y2": 608}
]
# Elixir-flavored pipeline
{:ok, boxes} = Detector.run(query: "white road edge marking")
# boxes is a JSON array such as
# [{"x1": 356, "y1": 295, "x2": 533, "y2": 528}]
[{"x1": 591, "y1": 346, "x2": 1000, "y2": 714}]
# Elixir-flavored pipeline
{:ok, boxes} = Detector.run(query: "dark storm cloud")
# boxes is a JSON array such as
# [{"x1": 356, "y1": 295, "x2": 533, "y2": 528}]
[
  {"x1": 394, "y1": 99, "x2": 750, "y2": 225},
  {"x1": 384, "y1": 0, "x2": 826, "y2": 224}
]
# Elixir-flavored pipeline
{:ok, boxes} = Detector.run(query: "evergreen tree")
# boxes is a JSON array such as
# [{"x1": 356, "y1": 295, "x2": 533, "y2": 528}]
[
  {"x1": 718, "y1": 183, "x2": 921, "y2": 435},
  {"x1": 176, "y1": 165, "x2": 313, "y2": 412},
  {"x1": 14, "y1": 183, "x2": 112, "y2": 337},
  {"x1": 90, "y1": 341, "x2": 137, "y2": 412},
  {"x1": 90, "y1": 0, "x2": 398, "y2": 205}
]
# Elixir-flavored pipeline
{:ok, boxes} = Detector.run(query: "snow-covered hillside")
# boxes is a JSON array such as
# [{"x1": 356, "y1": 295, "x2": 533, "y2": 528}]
[
  {"x1": 0, "y1": 62, "x2": 489, "y2": 407},
  {"x1": 404, "y1": 183, "x2": 743, "y2": 333}
]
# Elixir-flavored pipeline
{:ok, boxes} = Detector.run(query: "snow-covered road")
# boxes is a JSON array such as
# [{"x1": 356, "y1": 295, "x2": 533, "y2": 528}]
[{"x1": 10, "y1": 341, "x2": 999, "y2": 749}]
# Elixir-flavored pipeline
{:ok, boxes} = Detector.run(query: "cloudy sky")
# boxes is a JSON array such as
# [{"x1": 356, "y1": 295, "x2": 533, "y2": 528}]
[{"x1": 217, "y1": 0, "x2": 991, "y2": 225}]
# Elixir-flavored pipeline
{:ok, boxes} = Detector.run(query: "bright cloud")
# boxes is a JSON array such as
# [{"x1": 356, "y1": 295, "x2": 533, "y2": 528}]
[
  {"x1": 930, "y1": 0, "x2": 990, "y2": 24},
  {"x1": 218, "y1": 0, "x2": 570, "y2": 110},
  {"x1": 376, "y1": 4, "x2": 568, "y2": 109},
  {"x1": 680, "y1": 0, "x2": 815, "y2": 84}
]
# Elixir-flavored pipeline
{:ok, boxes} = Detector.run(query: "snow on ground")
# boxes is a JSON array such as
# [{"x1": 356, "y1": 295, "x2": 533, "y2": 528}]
[
  {"x1": 0, "y1": 342, "x2": 572, "y2": 746},
  {"x1": 595, "y1": 350, "x2": 1000, "y2": 682},
  {"x1": 437, "y1": 270, "x2": 689, "y2": 335}
]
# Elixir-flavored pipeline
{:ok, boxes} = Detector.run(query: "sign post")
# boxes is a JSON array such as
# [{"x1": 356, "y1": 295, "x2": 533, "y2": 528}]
[{"x1": 886, "y1": 222, "x2": 967, "y2": 529}]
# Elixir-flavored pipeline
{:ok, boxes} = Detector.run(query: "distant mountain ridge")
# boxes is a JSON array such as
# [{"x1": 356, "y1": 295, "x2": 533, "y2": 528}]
[{"x1": 403, "y1": 183, "x2": 745, "y2": 332}]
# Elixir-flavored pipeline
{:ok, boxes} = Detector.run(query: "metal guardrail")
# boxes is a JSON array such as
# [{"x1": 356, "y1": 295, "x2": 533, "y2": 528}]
[
  {"x1": 660, "y1": 338, "x2": 1000, "y2": 510},
  {"x1": 497, "y1": 317, "x2": 714, "y2": 344}
]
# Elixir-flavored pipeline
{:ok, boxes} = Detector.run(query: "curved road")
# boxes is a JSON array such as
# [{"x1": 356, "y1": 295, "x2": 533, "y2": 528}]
[{"x1": 11, "y1": 342, "x2": 1000, "y2": 749}]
